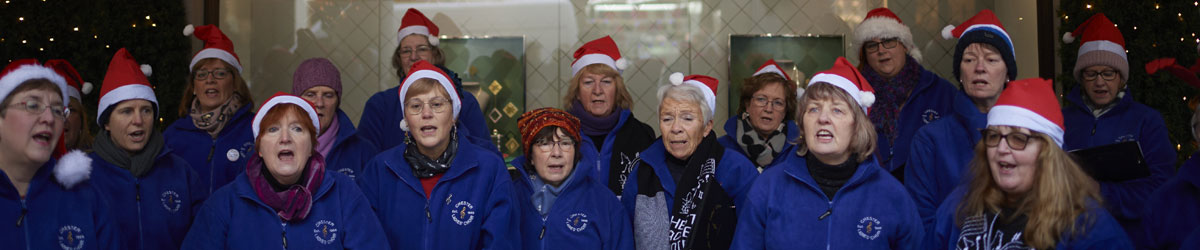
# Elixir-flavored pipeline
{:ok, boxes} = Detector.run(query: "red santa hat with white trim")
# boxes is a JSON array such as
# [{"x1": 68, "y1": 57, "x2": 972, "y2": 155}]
[
  {"x1": 752, "y1": 59, "x2": 792, "y2": 81},
  {"x1": 98, "y1": 48, "x2": 157, "y2": 125},
  {"x1": 854, "y1": 7, "x2": 921, "y2": 62},
  {"x1": 253, "y1": 92, "x2": 321, "y2": 138},
  {"x1": 44, "y1": 59, "x2": 93, "y2": 101},
  {"x1": 571, "y1": 36, "x2": 628, "y2": 76},
  {"x1": 397, "y1": 60, "x2": 461, "y2": 131},
  {"x1": 667, "y1": 72, "x2": 719, "y2": 114},
  {"x1": 986, "y1": 78, "x2": 1064, "y2": 146},
  {"x1": 1063, "y1": 13, "x2": 1128, "y2": 81},
  {"x1": 397, "y1": 8, "x2": 440, "y2": 46},
  {"x1": 0, "y1": 59, "x2": 89, "y2": 189},
  {"x1": 804, "y1": 57, "x2": 876, "y2": 114},
  {"x1": 183, "y1": 24, "x2": 243, "y2": 73}
]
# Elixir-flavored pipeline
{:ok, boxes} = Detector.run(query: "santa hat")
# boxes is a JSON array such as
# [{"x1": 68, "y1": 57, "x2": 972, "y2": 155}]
[
  {"x1": 854, "y1": 8, "x2": 921, "y2": 62},
  {"x1": 1063, "y1": 14, "x2": 1128, "y2": 81},
  {"x1": 252, "y1": 92, "x2": 320, "y2": 138},
  {"x1": 1146, "y1": 57, "x2": 1200, "y2": 89},
  {"x1": 752, "y1": 59, "x2": 791, "y2": 81},
  {"x1": 0, "y1": 59, "x2": 70, "y2": 108},
  {"x1": 987, "y1": 78, "x2": 1064, "y2": 146},
  {"x1": 97, "y1": 48, "x2": 158, "y2": 125},
  {"x1": 397, "y1": 8, "x2": 440, "y2": 46},
  {"x1": 667, "y1": 72, "x2": 719, "y2": 115},
  {"x1": 804, "y1": 57, "x2": 876, "y2": 113},
  {"x1": 0, "y1": 60, "x2": 89, "y2": 189},
  {"x1": 184, "y1": 24, "x2": 244, "y2": 73},
  {"x1": 571, "y1": 36, "x2": 628, "y2": 76},
  {"x1": 943, "y1": 9, "x2": 1017, "y2": 80},
  {"x1": 398, "y1": 60, "x2": 461, "y2": 131},
  {"x1": 44, "y1": 59, "x2": 93, "y2": 101}
]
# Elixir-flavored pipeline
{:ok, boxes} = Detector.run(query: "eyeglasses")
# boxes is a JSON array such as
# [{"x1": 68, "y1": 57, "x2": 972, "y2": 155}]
[
  {"x1": 981, "y1": 129, "x2": 1032, "y2": 150},
  {"x1": 863, "y1": 38, "x2": 900, "y2": 53},
  {"x1": 193, "y1": 69, "x2": 231, "y2": 81},
  {"x1": 400, "y1": 45, "x2": 433, "y2": 56},
  {"x1": 7, "y1": 100, "x2": 68, "y2": 120},
  {"x1": 404, "y1": 98, "x2": 449, "y2": 115},
  {"x1": 535, "y1": 138, "x2": 575, "y2": 152},
  {"x1": 751, "y1": 95, "x2": 785, "y2": 109},
  {"x1": 1081, "y1": 70, "x2": 1119, "y2": 81}
]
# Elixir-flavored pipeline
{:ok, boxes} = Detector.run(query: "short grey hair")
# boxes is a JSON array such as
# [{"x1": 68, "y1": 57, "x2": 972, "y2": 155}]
[{"x1": 657, "y1": 83, "x2": 713, "y2": 122}]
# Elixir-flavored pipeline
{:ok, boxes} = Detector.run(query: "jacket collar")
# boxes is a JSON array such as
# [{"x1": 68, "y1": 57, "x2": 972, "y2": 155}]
[
  {"x1": 383, "y1": 128, "x2": 481, "y2": 194},
  {"x1": 950, "y1": 92, "x2": 987, "y2": 143},
  {"x1": 1066, "y1": 86, "x2": 1134, "y2": 116},
  {"x1": 234, "y1": 163, "x2": 336, "y2": 209},
  {"x1": 0, "y1": 159, "x2": 60, "y2": 199},
  {"x1": 332, "y1": 109, "x2": 358, "y2": 147},
  {"x1": 782, "y1": 153, "x2": 881, "y2": 199},
  {"x1": 171, "y1": 105, "x2": 254, "y2": 134}
]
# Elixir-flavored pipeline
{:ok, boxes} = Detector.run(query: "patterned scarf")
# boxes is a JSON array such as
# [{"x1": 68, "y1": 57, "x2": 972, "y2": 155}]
[
  {"x1": 734, "y1": 113, "x2": 786, "y2": 168},
  {"x1": 404, "y1": 128, "x2": 458, "y2": 178},
  {"x1": 861, "y1": 56, "x2": 922, "y2": 146},
  {"x1": 669, "y1": 132, "x2": 736, "y2": 249},
  {"x1": 189, "y1": 95, "x2": 243, "y2": 138},
  {"x1": 246, "y1": 152, "x2": 326, "y2": 222}
]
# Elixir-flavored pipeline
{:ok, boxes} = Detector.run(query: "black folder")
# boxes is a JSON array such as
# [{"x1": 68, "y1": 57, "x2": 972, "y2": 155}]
[{"x1": 1068, "y1": 141, "x2": 1151, "y2": 182}]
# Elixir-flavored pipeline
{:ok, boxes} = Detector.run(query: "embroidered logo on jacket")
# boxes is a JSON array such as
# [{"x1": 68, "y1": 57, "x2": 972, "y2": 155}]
[
  {"x1": 450, "y1": 200, "x2": 476, "y2": 226},
  {"x1": 58, "y1": 225, "x2": 86, "y2": 250},
  {"x1": 313, "y1": 220, "x2": 338, "y2": 245},
  {"x1": 337, "y1": 168, "x2": 356, "y2": 180},
  {"x1": 566, "y1": 213, "x2": 589, "y2": 232},
  {"x1": 1115, "y1": 134, "x2": 1136, "y2": 143},
  {"x1": 856, "y1": 216, "x2": 883, "y2": 240},
  {"x1": 160, "y1": 190, "x2": 182, "y2": 213},
  {"x1": 922, "y1": 109, "x2": 941, "y2": 124}
]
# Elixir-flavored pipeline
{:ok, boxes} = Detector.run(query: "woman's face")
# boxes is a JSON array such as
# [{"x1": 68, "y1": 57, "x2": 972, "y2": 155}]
[
  {"x1": 105, "y1": 99, "x2": 154, "y2": 153},
  {"x1": 192, "y1": 59, "x2": 236, "y2": 111},
  {"x1": 960, "y1": 43, "x2": 1007, "y2": 104},
  {"x1": 985, "y1": 126, "x2": 1040, "y2": 197},
  {"x1": 659, "y1": 98, "x2": 712, "y2": 160},
  {"x1": 746, "y1": 82, "x2": 787, "y2": 137},
  {"x1": 576, "y1": 71, "x2": 617, "y2": 117},
  {"x1": 258, "y1": 111, "x2": 313, "y2": 186},
  {"x1": 1080, "y1": 65, "x2": 1126, "y2": 106},
  {"x1": 404, "y1": 90, "x2": 456, "y2": 157},
  {"x1": 398, "y1": 35, "x2": 435, "y2": 75},
  {"x1": 0, "y1": 89, "x2": 65, "y2": 165},
  {"x1": 802, "y1": 96, "x2": 855, "y2": 165},
  {"x1": 300, "y1": 86, "x2": 338, "y2": 135},
  {"x1": 64, "y1": 98, "x2": 84, "y2": 148},
  {"x1": 864, "y1": 37, "x2": 909, "y2": 78},
  {"x1": 531, "y1": 128, "x2": 576, "y2": 187}
]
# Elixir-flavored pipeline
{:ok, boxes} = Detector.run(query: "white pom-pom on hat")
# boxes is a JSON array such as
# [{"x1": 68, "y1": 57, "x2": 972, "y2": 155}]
[
  {"x1": 428, "y1": 36, "x2": 439, "y2": 46},
  {"x1": 140, "y1": 64, "x2": 152, "y2": 77},
  {"x1": 183, "y1": 24, "x2": 195, "y2": 36},
  {"x1": 1062, "y1": 32, "x2": 1076, "y2": 43},
  {"x1": 859, "y1": 91, "x2": 876, "y2": 108},
  {"x1": 399, "y1": 119, "x2": 410, "y2": 132},
  {"x1": 54, "y1": 150, "x2": 92, "y2": 189},
  {"x1": 669, "y1": 72, "x2": 684, "y2": 85},
  {"x1": 81, "y1": 82, "x2": 94, "y2": 95},
  {"x1": 615, "y1": 58, "x2": 629, "y2": 71},
  {"x1": 796, "y1": 88, "x2": 805, "y2": 99},
  {"x1": 941, "y1": 25, "x2": 956, "y2": 40}
]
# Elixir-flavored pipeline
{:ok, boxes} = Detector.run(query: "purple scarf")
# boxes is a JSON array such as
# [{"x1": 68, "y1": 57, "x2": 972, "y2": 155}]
[
  {"x1": 246, "y1": 152, "x2": 326, "y2": 222},
  {"x1": 316, "y1": 118, "x2": 339, "y2": 157},
  {"x1": 861, "y1": 55, "x2": 922, "y2": 146},
  {"x1": 568, "y1": 99, "x2": 623, "y2": 136}
]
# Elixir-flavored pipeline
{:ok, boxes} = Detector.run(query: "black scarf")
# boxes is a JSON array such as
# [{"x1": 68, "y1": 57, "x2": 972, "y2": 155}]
[
  {"x1": 956, "y1": 207, "x2": 1032, "y2": 249},
  {"x1": 805, "y1": 154, "x2": 859, "y2": 200},
  {"x1": 735, "y1": 113, "x2": 786, "y2": 168},
  {"x1": 668, "y1": 132, "x2": 736, "y2": 250},
  {"x1": 92, "y1": 129, "x2": 165, "y2": 178},
  {"x1": 404, "y1": 128, "x2": 458, "y2": 178}
]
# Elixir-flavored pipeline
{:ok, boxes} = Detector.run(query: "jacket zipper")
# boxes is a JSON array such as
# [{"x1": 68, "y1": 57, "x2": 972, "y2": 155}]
[
  {"x1": 281, "y1": 221, "x2": 288, "y2": 249},
  {"x1": 208, "y1": 138, "x2": 217, "y2": 193},
  {"x1": 136, "y1": 182, "x2": 144, "y2": 249},
  {"x1": 20, "y1": 198, "x2": 31, "y2": 250},
  {"x1": 824, "y1": 201, "x2": 834, "y2": 250}
]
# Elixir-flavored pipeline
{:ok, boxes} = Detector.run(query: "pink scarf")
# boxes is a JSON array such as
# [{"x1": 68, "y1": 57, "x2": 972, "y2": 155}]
[
  {"x1": 316, "y1": 118, "x2": 339, "y2": 157},
  {"x1": 246, "y1": 152, "x2": 326, "y2": 222}
]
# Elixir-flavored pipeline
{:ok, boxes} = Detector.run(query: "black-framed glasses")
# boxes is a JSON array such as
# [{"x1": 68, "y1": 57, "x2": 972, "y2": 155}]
[
  {"x1": 863, "y1": 38, "x2": 900, "y2": 53},
  {"x1": 1081, "y1": 70, "x2": 1119, "y2": 81},
  {"x1": 751, "y1": 95, "x2": 785, "y2": 109},
  {"x1": 193, "y1": 69, "x2": 231, "y2": 81},
  {"x1": 981, "y1": 129, "x2": 1032, "y2": 150},
  {"x1": 7, "y1": 100, "x2": 68, "y2": 120},
  {"x1": 534, "y1": 138, "x2": 575, "y2": 152},
  {"x1": 404, "y1": 98, "x2": 449, "y2": 115}
]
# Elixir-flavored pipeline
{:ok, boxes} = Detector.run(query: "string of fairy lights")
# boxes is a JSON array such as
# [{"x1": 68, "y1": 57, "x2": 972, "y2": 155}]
[{"x1": 1, "y1": 0, "x2": 161, "y2": 63}]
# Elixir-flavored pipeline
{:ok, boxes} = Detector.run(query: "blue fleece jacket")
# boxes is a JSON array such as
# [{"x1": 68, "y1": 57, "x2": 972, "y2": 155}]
[
  {"x1": 511, "y1": 149, "x2": 634, "y2": 250},
  {"x1": 930, "y1": 187, "x2": 1133, "y2": 249},
  {"x1": 579, "y1": 109, "x2": 656, "y2": 196},
  {"x1": 717, "y1": 115, "x2": 800, "y2": 170},
  {"x1": 619, "y1": 138, "x2": 759, "y2": 220},
  {"x1": 1133, "y1": 152, "x2": 1200, "y2": 250},
  {"x1": 902, "y1": 91, "x2": 982, "y2": 234},
  {"x1": 356, "y1": 65, "x2": 492, "y2": 152},
  {"x1": 0, "y1": 158, "x2": 121, "y2": 250},
  {"x1": 325, "y1": 109, "x2": 379, "y2": 181},
  {"x1": 355, "y1": 130, "x2": 520, "y2": 250},
  {"x1": 89, "y1": 149, "x2": 206, "y2": 250},
  {"x1": 181, "y1": 169, "x2": 387, "y2": 249},
  {"x1": 164, "y1": 105, "x2": 256, "y2": 195},
  {"x1": 874, "y1": 69, "x2": 960, "y2": 174},
  {"x1": 732, "y1": 153, "x2": 924, "y2": 249},
  {"x1": 1063, "y1": 87, "x2": 1174, "y2": 229}
]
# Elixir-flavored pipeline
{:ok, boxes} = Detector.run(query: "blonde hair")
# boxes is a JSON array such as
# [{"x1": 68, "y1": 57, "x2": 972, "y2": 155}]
[
  {"x1": 390, "y1": 34, "x2": 445, "y2": 78},
  {"x1": 179, "y1": 58, "x2": 254, "y2": 116},
  {"x1": 66, "y1": 97, "x2": 94, "y2": 150},
  {"x1": 957, "y1": 129, "x2": 1102, "y2": 249},
  {"x1": 792, "y1": 82, "x2": 876, "y2": 161},
  {"x1": 562, "y1": 64, "x2": 633, "y2": 112}
]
